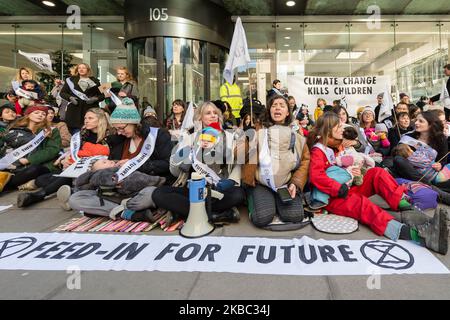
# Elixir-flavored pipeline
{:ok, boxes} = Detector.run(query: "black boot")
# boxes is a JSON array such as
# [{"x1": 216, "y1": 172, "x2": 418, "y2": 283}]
[
  {"x1": 17, "y1": 189, "x2": 46, "y2": 208},
  {"x1": 387, "y1": 207, "x2": 431, "y2": 228},
  {"x1": 210, "y1": 208, "x2": 240, "y2": 223},
  {"x1": 416, "y1": 207, "x2": 449, "y2": 255},
  {"x1": 431, "y1": 185, "x2": 450, "y2": 206}
]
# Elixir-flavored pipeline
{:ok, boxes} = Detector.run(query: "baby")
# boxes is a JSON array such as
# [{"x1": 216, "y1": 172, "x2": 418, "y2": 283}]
[
  {"x1": 365, "y1": 123, "x2": 390, "y2": 149},
  {"x1": 336, "y1": 126, "x2": 375, "y2": 185},
  {"x1": 75, "y1": 158, "x2": 165, "y2": 196},
  {"x1": 394, "y1": 144, "x2": 450, "y2": 183}
]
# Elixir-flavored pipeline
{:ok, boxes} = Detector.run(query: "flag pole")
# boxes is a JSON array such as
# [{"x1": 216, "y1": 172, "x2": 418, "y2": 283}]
[{"x1": 247, "y1": 66, "x2": 254, "y2": 127}]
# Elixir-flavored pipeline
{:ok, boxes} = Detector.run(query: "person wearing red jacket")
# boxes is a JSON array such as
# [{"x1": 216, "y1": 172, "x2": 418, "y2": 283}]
[{"x1": 307, "y1": 112, "x2": 448, "y2": 255}]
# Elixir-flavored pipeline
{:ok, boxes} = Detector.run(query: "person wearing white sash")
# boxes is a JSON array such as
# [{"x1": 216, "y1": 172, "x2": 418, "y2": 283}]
[
  {"x1": 241, "y1": 95, "x2": 309, "y2": 228},
  {"x1": 0, "y1": 104, "x2": 61, "y2": 193},
  {"x1": 68, "y1": 98, "x2": 173, "y2": 219},
  {"x1": 152, "y1": 101, "x2": 245, "y2": 223},
  {"x1": 431, "y1": 64, "x2": 450, "y2": 120},
  {"x1": 104, "y1": 66, "x2": 139, "y2": 114},
  {"x1": 393, "y1": 111, "x2": 450, "y2": 192},
  {"x1": 308, "y1": 112, "x2": 448, "y2": 255},
  {"x1": 59, "y1": 63, "x2": 104, "y2": 133},
  {"x1": 17, "y1": 108, "x2": 112, "y2": 208},
  {"x1": 4, "y1": 67, "x2": 42, "y2": 104}
]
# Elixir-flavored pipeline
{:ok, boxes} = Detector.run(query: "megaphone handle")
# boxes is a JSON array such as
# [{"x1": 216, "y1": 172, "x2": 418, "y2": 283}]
[{"x1": 206, "y1": 184, "x2": 212, "y2": 218}]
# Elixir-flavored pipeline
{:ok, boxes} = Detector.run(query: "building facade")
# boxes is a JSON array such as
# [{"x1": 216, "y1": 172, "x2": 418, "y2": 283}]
[{"x1": 0, "y1": 0, "x2": 449, "y2": 117}]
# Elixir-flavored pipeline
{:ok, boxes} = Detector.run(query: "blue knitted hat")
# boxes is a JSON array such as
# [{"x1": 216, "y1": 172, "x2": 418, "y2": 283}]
[{"x1": 110, "y1": 97, "x2": 141, "y2": 124}]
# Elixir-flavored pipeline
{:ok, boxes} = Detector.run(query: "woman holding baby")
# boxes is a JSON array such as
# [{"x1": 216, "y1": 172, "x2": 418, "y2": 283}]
[
  {"x1": 393, "y1": 111, "x2": 450, "y2": 192},
  {"x1": 67, "y1": 98, "x2": 173, "y2": 220},
  {"x1": 17, "y1": 107, "x2": 113, "y2": 208},
  {"x1": 151, "y1": 101, "x2": 246, "y2": 224},
  {"x1": 307, "y1": 112, "x2": 448, "y2": 255}
]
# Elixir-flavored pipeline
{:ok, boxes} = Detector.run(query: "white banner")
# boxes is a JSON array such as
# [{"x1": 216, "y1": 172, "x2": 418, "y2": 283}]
[
  {"x1": 287, "y1": 76, "x2": 391, "y2": 116},
  {"x1": 0, "y1": 233, "x2": 447, "y2": 275},
  {"x1": 18, "y1": 50, "x2": 53, "y2": 73},
  {"x1": 223, "y1": 17, "x2": 251, "y2": 85},
  {"x1": 0, "y1": 130, "x2": 46, "y2": 170},
  {"x1": 56, "y1": 156, "x2": 108, "y2": 178}
]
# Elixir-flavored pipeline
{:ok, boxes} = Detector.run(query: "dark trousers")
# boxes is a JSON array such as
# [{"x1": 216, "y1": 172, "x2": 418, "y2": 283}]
[
  {"x1": 152, "y1": 185, "x2": 245, "y2": 219},
  {"x1": 8, "y1": 165, "x2": 50, "y2": 189},
  {"x1": 35, "y1": 173, "x2": 73, "y2": 195}
]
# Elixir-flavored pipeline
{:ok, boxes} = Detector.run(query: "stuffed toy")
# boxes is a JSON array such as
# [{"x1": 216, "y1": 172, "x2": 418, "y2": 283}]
[{"x1": 335, "y1": 150, "x2": 376, "y2": 186}]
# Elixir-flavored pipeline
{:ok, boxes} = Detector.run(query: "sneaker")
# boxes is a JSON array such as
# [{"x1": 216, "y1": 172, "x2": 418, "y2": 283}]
[
  {"x1": 416, "y1": 207, "x2": 448, "y2": 255},
  {"x1": 17, "y1": 189, "x2": 46, "y2": 208},
  {"x1": 56, "y1": 185, "x2": 72, "y2": 211}
]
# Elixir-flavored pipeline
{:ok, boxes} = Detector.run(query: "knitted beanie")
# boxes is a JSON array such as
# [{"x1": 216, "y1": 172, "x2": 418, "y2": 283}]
[
  {"x1": 361, "y1": 107, "x2": 375, "y2": 118},
  {"x1": 143, "y1": 105, "x2": 157, "y2": 117},
  {"x1": 110, "y1": 97, "x2": 141, "y2": 124},
  {"x1": 25, "y1": 101, "x2": 49, "y2": 115}
]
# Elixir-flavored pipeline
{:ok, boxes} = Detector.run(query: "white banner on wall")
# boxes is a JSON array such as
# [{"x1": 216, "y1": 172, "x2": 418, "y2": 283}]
[
  {"x1": 287, "y1": 76, "x2": 392, "y2": 116},
  {"x1": 0, "y1": 233, "x2": 447, "y2": 275}
]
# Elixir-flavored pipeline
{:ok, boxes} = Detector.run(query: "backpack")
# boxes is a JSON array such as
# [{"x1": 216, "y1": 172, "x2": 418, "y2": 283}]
[{"x1": 395, "y1": 178, "x2": 438, "y2": 210}]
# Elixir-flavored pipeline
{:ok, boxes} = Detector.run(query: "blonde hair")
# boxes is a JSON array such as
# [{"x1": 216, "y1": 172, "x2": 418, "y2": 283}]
[
  {"x1": 74, "y1": 63, "x2": 93, "y2": 77},
  {"x1": 15, "y1": 67, "x2": 35, "y2": 82},
  {"x1": 69, "y1": 65, "x2": 77, "y2": 76},
  {"x1": 84, "y1": 108, "x2": 112, "y2": 142},
  {"x1": 194, "y1": 101, "x2": 223, "y2": 126},
  {"x1": 317, "y1": 98, "x2": 327, "y2": 106},
  {"x1": 116, "y1": 66, "x2": 134, "y2": 82}
]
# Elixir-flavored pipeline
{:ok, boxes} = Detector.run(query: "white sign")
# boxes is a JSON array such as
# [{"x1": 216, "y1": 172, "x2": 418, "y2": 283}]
[
  {"x1": 56, "y1": 156, "x2": 107, "y2": 179},
  {"x1": 0, "y1": 233, "x2": 447, "y2": 275},
  {"x1": 149, "y1": 8, "x2": 168, "y2": 21},
  {"x1": 18, "y1": 50, "x2": 53, "y2": 73},
  {"x1": 287, "y1": 76, "x2": 391, "y2": 116}
]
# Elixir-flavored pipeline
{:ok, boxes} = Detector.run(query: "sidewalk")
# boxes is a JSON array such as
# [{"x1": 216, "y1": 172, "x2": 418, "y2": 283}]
[{"x1": 0, "y1": 190, "x2": 449, "y2": 300}]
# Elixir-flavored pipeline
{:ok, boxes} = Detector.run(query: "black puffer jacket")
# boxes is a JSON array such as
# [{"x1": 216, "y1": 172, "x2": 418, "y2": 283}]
[{"x1": 0, "y1": 127, "x2": 35, "y2": 156}]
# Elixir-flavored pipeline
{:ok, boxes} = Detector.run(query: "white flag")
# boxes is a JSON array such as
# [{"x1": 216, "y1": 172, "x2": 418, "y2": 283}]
[
  {"x1": 181, "y1": 101, "x2": 195, "y2": 131},
  {"x1": 379, "y1": 84, "x2": 394, "y2": 122},
  {"x1": 440, "y1": 79, "x2": 450, "y2": 110},
  {"x1": 18, "y1": 50, "x2": 53, "y2": 73},
  {"x1": 223, "y1": 17, "x2": 251, "y2": 85}
]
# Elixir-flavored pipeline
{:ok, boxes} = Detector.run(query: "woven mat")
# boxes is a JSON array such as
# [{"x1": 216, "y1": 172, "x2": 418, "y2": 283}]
[{"x1": 54, "y1": 212, "x2": 184, "y2": 233}]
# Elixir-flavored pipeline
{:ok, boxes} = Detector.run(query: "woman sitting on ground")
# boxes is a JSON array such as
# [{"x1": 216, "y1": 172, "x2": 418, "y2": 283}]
[
  {"x1": 393, "y1": 111, "x2": 450, "y2": 192},
  {"x1": 67, "y1": 98, "x2": 173, "y2": 219},
  {"x1": 0, "y1": 103, "x2": 61, "y2": 193},
  {"x1": 0, "y1": 103, "x2": 17, "y2": 133},
  {"x1": 46, "y1": 106, "x2": 71, "y2": 148},
  {"x1": 152, "y1": 101, "x2": 246, "y2": 224},
  {"x1": 17, "y1": 107, "x2": 112, "y2": 208},
  {"x1": 308, "y1": 111, "x2": 448, "y2": 255},
  {"x1": 242, "y1": 95, "x2": 310, "y2": 229}
]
